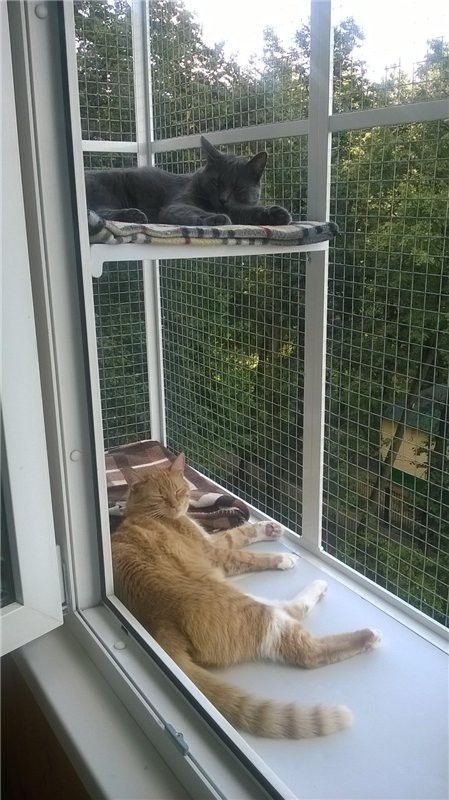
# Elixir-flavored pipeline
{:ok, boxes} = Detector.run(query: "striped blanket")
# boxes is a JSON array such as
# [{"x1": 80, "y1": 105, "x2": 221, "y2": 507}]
[
  {"x1": 106, "y1": 440, "x2": 249, "y2": 533},
  {"x1": 88, "y1": 210, "x2": 338, "y2": 247}
]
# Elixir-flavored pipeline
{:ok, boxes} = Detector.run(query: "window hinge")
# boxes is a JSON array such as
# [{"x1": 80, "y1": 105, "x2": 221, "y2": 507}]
[
  {"x1": 164, "y1": 723, "x2": 189, "y2": 756},
  {"x1": 56, "y1": 545, "x2": 68, "y2": 609}
]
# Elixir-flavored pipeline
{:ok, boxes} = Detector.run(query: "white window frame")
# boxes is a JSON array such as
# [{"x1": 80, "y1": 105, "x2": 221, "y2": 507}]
[{"x1": 1, "y1": 1, "x2": 62, "y2": 656}]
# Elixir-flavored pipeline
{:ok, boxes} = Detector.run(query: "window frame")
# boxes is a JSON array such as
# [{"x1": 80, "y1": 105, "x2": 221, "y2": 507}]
[{"x1": 1, "y1": 1, "x2": 62, "y2": 655}]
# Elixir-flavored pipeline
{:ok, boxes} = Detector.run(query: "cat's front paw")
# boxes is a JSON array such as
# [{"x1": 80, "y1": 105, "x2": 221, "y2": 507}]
[
  {"x1": 204, "y1": 213, "x2": 232, "y2": 225},
  {"x1": 253, "y1": 521, "x2": 283, "y2": 541},
  {"x1": 362, "y1": 628, "x2": 382, "y2": 651},
  {"x1": 276, "y1": 553, "x2": 300, "y2": 570},
  {"x1": 265, "y1": 206, "x2": 292, "y2": 225},
  {"x1": 119, "y1": 208, "x2": 149, "y2": 223}
]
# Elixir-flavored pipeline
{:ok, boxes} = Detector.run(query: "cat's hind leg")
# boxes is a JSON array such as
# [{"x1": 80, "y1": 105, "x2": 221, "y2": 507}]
[
  {"x1": 259, "y1": 610, "x2": 381, "y2": 667},
  {"x1": 210, "y1": 520, "x2": 283, "y2": 550}
]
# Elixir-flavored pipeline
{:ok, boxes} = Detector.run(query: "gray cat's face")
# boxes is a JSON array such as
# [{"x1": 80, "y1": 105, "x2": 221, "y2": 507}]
[{"x1": 198, "y1": 137, "x2": 267, "y2": 211}]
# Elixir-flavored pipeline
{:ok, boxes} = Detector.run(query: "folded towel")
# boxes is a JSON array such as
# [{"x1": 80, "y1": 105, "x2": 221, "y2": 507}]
[
  {"x1": 106, "y1": 439, "x2": 249, "y2": 533},
  {"x1": 88, "y1": 210, "x2": 338, "y2": 248}
]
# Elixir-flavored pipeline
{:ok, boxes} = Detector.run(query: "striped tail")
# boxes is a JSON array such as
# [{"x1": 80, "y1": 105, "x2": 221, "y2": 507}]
[{"x1": 177, "y1": 654, "x2": 353, "y2": 739}]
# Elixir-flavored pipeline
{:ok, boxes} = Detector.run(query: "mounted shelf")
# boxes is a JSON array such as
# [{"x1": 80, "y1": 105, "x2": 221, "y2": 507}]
[{"x1": 88, "y1": 214, "x2": 338, "y2": 276}]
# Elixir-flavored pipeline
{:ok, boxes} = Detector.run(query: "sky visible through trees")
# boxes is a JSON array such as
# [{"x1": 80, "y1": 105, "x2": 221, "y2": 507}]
[{"x1": 76, "y1": 0, "x2": 449, "y2": 626}]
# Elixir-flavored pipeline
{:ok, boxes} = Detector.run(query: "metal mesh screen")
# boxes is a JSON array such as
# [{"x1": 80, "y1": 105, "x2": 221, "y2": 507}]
[
  {"x1": 324, "y1": 121, "x2": 449, "y2": 626},
  {"x1": 75, "y1": 0, "x2": 135, "y2": 141},
  {"x1": 158, "y1": 137, "x2": 307, "y2": 527},
  {"x1": 160, "y1": 251, "x2": 307, "y2": 529},
  {"x1": 92, "y1": 256, "x2": 151, "y2": 450},
  {"x1": 77, "y1": 0, "x2": 151, "y2": 450},
  {"x1": 84, "y1": 153, "x2": 151, "y2": 449},
  {"x1": 149, "y1": 0, "x2": 309, "y2": 139}
]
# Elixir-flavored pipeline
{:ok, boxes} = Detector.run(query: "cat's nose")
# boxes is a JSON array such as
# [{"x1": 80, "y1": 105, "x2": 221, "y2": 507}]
[{"x1": 220, "y1": 191, "x2": 231, "y2": 206}]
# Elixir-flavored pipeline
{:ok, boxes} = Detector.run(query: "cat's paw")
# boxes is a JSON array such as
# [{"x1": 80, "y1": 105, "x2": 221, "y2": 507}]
[
  {"x1": 309, "y1": 579, "x2": 328, "y2": 602},
  {"x1": 362, "y1": 628, "x2": 382, "y2": 651},
  {"x1": 118, "y1": 208, "x2": 149, "y2": 223},
  {"x1": 204, "y1": 213, "x2": 232, "y2": 225},
  {"x1": 253, "y1": 521, "x2": 283, "y2": 541},
  {"x1": 265, "y1": 206, "x2": 292, "y2": 225},
  {"x1": 276, "y1": 553, "x2": 300, "y2": 570}
]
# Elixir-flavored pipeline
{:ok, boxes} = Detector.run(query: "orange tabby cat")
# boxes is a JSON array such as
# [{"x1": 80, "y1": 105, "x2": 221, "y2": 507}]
[{"x1": 112, "y1": 453, "x2": 381, "y2": 739}]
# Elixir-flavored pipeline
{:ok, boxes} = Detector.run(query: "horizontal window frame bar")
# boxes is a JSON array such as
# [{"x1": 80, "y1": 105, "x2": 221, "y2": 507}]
[
  {"x1": 82, "y1": 139, "x2": 138, "y2": 153},
  {"x1": 149, "y1": 120, "x2": 310, "y2": 153},
  {"x1": 82, "y1": 99, "x2": 448, "y2": 155},
  {"x1": 329, "y1": 98, "x2": 448, "y2": 132}
]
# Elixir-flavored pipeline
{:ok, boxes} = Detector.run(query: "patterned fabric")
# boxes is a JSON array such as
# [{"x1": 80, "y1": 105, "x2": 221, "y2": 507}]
[
  {"x1": 88, "y1": 210, "x2": 338, "y2": 247},
  {"x1": 106, "y1": 439, "x2": 250, "y2": 533}
]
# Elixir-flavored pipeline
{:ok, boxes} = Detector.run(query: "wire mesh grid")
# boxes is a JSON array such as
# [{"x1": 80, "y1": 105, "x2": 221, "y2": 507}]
[
  {"x1": 84, "y1": 154, "x2": 151, "y2": 450},
  {"x1": 149, "y1": 0, "x2": 309, "y2": 140},
  {"x1": 158, "y1": 137, "x2": 308, "y2": 527},
  {"x1": 75, "y1": 0, "x2": 135, "y2": 141},
  {"x1": 159, "y1": 250, "x2": 307, "y2": 529},
  {"x1": 324, "y1": 121, "x2": 449, "y2": 626},
  {"x1": 76, "y1": 1, "x2": 151, "y2": 450}
]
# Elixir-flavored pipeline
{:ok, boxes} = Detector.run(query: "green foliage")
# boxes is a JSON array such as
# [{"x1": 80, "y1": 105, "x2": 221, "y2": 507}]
[
  {"x1": 75, "y1": 0, "x2": 135, "y2": 140},
  {"x1": 76, "y1": 0, "x2": 448, "y2": 626},
  {"x1": 334, "y1": 521, "x2": 449, "y2": 626}
]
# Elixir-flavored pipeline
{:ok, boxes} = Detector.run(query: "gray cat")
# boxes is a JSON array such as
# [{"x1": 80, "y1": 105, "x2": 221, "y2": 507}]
[{"x1": 85, "y1": 136, "x2": 291, "y2": 227}]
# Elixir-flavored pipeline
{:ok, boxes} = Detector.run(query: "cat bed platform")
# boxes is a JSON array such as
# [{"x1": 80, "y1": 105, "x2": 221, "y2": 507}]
[{"x1": 88, "y1": 211, "x2": 338, "y2": 276}]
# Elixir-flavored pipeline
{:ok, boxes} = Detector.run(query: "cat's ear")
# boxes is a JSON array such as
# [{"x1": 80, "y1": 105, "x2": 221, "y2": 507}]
[
  {"x1": 170, "y1": 452, "x2": 186, "y2": 474},
  {"x1": 246, "y1": 151, "x2": 267, "y2": 181},
  {"x1": 201, "y1": 136, "x2": 222, "y2": 163},
  {"x1": 121, "y1": 466, "x2": 144, "y2": 487}
]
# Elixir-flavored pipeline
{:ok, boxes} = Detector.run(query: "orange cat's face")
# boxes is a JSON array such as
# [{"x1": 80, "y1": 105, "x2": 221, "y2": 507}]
[{"x1": 124, "y1": 453, "x2": 190, "y2": 520}]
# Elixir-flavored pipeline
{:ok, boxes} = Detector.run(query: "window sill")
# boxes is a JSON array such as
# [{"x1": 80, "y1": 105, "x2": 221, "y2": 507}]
[{"x1": 15, "y1": 626, "x2": 189, "y2": 800}]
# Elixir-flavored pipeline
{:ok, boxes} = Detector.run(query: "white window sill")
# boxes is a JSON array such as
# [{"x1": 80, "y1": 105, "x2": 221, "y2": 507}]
[{"x1": 15, "y1": 627, "x2": 189, "y2": 800}]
